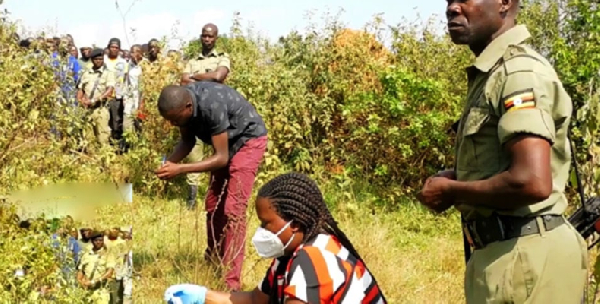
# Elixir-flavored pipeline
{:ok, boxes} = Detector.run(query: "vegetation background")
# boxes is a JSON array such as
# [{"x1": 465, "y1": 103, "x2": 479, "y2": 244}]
[{"x1": 1, "y1": 0, "x2": 600, "y2": 303}]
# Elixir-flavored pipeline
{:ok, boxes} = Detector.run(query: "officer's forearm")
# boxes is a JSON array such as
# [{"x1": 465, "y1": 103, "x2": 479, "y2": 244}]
[
  {"x1": 77, "y1": 271, "x2": 86, "y2": 285},
  {"x1": 191, "y1": 71, "x2": 220, "y2": 82},
  {"x1": 446, "y1": 170, "x2": 550, "y2": 210},
  {"x1": 98, "y1": 87, "x2": 114, "y2": 100},
  {"x1": 181, "y1": 73, "x2": 194, "y2": 85},
  {"x1": 168, "y1": 139, "x2": 195, "y2": 163},
  {"x1": 77, "y1": 91, "x2": 85, "y2": 103},
  {"x1": 100, "y1": 268, "x2": 114, "y2": 281}
]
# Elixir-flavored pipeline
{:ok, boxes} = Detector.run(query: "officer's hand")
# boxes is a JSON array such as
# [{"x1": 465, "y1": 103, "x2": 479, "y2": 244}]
[
  {"x1": 164, "y1": 284, "x2": 207, "y2": 304},
  {"x1": 155, "y1": 161, "x2": 183, "y2": 180},
  {"x1": 82, "y1": 98, "x2": 92, "y2": 108},
  {"x1": 417, "y1": 177, "x2": 454, "y2": 214}
]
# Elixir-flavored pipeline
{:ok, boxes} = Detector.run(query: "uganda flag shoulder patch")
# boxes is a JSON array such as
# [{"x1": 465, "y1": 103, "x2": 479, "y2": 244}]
[{"x1": 502, "y1": 89, "x2": 536, "y2": 112}]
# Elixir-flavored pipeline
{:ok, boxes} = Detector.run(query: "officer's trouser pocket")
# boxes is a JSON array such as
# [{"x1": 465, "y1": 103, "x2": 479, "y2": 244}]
[
  {"x1": 465, "y1": 222, "x2": 587, "y2": 304},
  {"x1": 90, "y1": 106, "x2": 111, "y2": 145}
]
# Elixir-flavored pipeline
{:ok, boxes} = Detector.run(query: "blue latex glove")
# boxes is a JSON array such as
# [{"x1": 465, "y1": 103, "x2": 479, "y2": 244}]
[{"x1": 164, "y1": 284, "x2": 207, "y2": 304}]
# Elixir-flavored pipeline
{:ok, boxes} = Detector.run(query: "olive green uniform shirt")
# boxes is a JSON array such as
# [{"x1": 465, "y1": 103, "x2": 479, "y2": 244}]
[
  {"x1": 454, "y1": 25, "x2": 572, "y2": 220},
  {"x1": 184, "y1": 49, "x2": 230, "y2": 75},
  {"x1": 78, "y1": 247, "x2": 116, "y2": 282},
  {"x1": 77, "y1": 66, "x2": 116, "y2": 101}
]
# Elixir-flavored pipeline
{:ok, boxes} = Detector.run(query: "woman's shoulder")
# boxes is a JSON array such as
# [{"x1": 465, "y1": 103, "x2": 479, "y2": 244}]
[
  {"x1": 297, "y1": 234, "x2": 346, "y2": 257},
  {"x1": 288, "y1": 234, "x2": 349, "y2": 270}
]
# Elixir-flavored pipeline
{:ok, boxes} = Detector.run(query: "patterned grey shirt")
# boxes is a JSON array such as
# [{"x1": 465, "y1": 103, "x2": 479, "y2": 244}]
[{"x1": 185, "y1": 82, "x2": 268, "y2": 159}]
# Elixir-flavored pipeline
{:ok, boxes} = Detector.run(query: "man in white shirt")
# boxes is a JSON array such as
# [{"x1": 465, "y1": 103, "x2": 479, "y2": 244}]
[{"x1": 121, "y1": 44, "x2": 145, "y2": 152}]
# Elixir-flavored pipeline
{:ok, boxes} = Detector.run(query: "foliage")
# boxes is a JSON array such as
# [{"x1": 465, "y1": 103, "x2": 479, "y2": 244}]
[{"x1": 2, "y1": 0, "x2": 600, "y2": 301}]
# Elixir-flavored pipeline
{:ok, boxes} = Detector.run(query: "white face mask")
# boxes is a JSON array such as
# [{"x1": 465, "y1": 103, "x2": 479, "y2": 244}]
[{"x1": 252, "y1": 221, "x2": 295, "y2": 259}]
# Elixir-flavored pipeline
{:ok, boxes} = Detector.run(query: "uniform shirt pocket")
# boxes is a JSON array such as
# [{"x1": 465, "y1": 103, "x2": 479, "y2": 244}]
[{"x1": 457, "y1": 106, "x2": 502, "y2": 172}]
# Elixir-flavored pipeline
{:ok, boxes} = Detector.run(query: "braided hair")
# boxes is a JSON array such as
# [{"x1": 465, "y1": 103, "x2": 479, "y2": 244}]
[{"x1": 257, "y1": 172, "x2": 386, "y2": 304}]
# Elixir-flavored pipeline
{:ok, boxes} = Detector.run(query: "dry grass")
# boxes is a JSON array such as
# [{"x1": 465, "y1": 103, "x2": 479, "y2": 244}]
[{"x1": 129, "y1": 183, "x2": 466, "y2": 304}]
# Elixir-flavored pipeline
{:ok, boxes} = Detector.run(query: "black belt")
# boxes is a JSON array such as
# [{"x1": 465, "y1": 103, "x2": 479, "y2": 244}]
[{"x1": 463, "y1": 214, "x2": 565, "y2": 250}]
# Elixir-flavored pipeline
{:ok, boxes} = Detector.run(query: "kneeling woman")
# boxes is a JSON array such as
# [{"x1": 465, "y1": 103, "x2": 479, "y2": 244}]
[{"x1": 165, "y1": 172, "x2": 387, "y2": 304}]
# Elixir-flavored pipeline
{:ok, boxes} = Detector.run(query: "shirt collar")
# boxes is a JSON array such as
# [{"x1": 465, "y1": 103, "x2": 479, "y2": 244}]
[
  {"x1": 199, "y1": 49, "x2": 218, "y2": 59},
  {"x1": 471, "y1": 24, "x2": 531, "y2": 73}
]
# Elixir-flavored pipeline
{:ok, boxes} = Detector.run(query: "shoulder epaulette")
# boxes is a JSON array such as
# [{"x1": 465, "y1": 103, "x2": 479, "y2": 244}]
[{"x1": 501, "y1": 44, "x2": 547, "y2": 74}]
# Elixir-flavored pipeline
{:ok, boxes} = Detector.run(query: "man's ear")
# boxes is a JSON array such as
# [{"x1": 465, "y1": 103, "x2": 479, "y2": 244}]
[{"x1": 500, "y1": 0, "x2": 514, "y2": 14}]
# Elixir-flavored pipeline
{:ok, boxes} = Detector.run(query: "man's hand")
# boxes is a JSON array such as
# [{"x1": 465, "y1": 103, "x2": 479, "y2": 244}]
[
  {"x1": 417, "y1": 175, "x2": 455, "y2": 214},
  {"x1": 155, "y1": 161, "x2": 184, "y2": 180},
  {"x1": 82, "y1": 279, "x2": 92, "y2": 288},
  {"x1": 81, "y1": 97, "x2": 92, "y2": 108}
]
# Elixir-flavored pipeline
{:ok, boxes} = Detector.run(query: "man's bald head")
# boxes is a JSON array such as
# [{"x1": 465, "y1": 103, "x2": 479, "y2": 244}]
[
  {"x1": 201, "y1": 23, "x2": 219, "y2": 52},
  {"x1": 202, "y1": 23, "x2": 218, "y2": 35},
  {"x1": 158, "y1": 85, "x2": 195, "y2": 126}
]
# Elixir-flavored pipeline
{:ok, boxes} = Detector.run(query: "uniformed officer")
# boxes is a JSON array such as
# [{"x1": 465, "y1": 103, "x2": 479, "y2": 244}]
[
  {"x1": 77, "y1": 48, "x2": 116, "y2": 147},
  {"x1": 417, "y1": 1, "x2": 588, "y2": 303},
  {"x1": 105, "y1": 228, "x2": 126, "y2": 304},
  {"x1": 180, "y1": 23, "x2": 231, "y2": 210},
  {"x1": 77, "y1": 231, "x2": 116, "y2": 304}
]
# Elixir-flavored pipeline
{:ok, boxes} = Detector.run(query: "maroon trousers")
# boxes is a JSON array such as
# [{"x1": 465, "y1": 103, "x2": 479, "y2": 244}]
[{"x1": 204, "y1": 136, "x2": 267, "y2": 291}]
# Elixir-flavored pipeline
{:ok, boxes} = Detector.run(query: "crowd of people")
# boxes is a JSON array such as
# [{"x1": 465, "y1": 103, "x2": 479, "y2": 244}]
[
  {"x1": 13, "y1": 215, "x2": 133, "y2": 303},
  {"x1": 15, "y1": 31, "x2": 183, "y2": 154}
]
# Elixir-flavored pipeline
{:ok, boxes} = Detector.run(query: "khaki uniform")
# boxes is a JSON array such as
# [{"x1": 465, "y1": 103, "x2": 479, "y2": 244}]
[
  {"x1": 455, "y1": 25, "x2": 588, "y2": 303},
  {"x1": 77, "y1": 66, "x2": 116, "y2": 145},
  {"x1": 183, "y1": 50, "x2": 231, "y2": 186},
  {"x1": 78, "y1": 248, "x2": 116, "y2": 304},
  {"x1": 105, "y1": 238, "x2": 127, "y2": 303}
]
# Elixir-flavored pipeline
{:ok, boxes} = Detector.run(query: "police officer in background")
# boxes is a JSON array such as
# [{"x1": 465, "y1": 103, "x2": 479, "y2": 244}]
[
  {"x1": 77, "y1": 231, "x2": 116, "y2": 304},
  {"x1": 180, "y1": 23, "x2": 231, "y2": 210},
  {"x1": 417, "y1": 1, "x2": 588, "y2": 303},
  {"x1": 77, "y1": 48, "x2": 116, "y2": 147}
]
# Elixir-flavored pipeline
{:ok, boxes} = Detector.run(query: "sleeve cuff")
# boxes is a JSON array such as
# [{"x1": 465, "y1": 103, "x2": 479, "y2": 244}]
[{"x1": 498, "y1": 108, "x2": 556, "y2": 145}]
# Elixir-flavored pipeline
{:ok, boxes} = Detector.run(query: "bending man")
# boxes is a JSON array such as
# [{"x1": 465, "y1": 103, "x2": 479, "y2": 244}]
[{"x1": 155, "y1": 82, "x2": 268, "y2": 291}]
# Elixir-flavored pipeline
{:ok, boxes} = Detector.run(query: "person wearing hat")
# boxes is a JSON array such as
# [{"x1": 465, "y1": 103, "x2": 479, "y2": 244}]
[
  {"x1": 77, "y1": 231, "x2": 116, "y2": 304},
  {"x1": 105, "y1": 38, "x2": 129, "y2": 151},
  {"x1": 76, "y1": 48, "x2": 116, "y2": 147}
]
